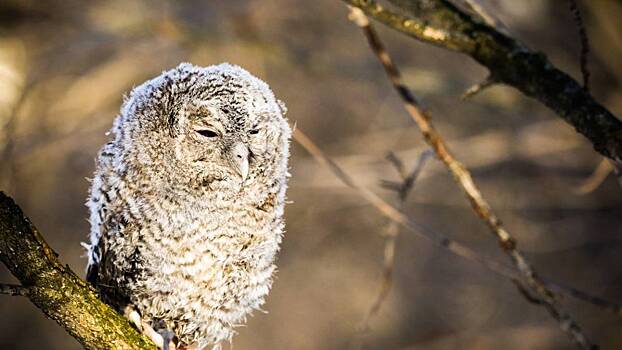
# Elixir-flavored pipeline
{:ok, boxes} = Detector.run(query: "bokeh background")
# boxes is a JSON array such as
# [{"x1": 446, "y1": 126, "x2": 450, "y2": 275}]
[{"x1": 1, "y1": 0, "x2": 622, "y2": 349}]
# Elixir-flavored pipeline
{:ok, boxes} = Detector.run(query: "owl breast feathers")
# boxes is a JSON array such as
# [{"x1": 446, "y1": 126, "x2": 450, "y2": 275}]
[{"x1": 85, "y1": 63, "x2": 291, "y2": 349}]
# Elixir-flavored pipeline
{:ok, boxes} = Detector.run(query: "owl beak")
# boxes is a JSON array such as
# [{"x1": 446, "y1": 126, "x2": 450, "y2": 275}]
[{"x1": 230, "y1": 142, "x2": 249, "y2": 181}]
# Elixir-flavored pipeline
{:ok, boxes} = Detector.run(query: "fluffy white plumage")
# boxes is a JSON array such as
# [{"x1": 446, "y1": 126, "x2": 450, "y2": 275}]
[{"x1": 85, "y1": 63, "x2": 290, "y2": 349}]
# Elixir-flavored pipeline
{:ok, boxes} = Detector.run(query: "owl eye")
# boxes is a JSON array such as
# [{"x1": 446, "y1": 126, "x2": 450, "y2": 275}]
[
  {"x1": 249, "y1": 129, "x2": 259, "y2": 135},
  {"x1": 195, "y1": 129, "x2": 219, "y2": 138}
]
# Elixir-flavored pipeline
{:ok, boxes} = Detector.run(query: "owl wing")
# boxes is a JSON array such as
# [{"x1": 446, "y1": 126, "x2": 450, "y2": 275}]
[
  {"x1": 86, "y1": 236, "x2": 103, "y2": 285},
  {"x1": 86, "y1": 141, "x2": 144, "y2": 309},
  {"x1": 86, "y1": 141, "x2": 117, "y2": 287}
]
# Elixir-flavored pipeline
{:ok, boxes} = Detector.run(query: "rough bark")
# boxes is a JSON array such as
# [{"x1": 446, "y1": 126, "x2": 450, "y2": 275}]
[{"x1": 0, "y1": 192, "x2": 157, "y2": 350}]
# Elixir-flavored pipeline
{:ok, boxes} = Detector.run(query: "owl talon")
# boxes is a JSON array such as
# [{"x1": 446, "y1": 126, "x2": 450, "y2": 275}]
[
  {"x1": 159, "y1": 329, "x2": 176, "y2": 350},
  {"x1": 142, "y1": 321, "x2": 176, "y2": 350},
  {"x1": 123, "y1": 307, "x2": 176, "y2": 350},
  {"x1": 124, "y1": 308, "x2": 143, "y2": 332}
]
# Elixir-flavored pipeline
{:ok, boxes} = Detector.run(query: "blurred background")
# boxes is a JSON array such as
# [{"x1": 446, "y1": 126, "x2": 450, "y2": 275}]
[{"x1": 1, "y1": 0, "x2": 621, "y2": 349}]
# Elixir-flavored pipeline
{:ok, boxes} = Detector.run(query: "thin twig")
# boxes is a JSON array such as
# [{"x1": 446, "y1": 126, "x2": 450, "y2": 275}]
[
  {"x1": 348, "y1": 7, "x2": 596, "y2": 349},
  {"x1": 0, "y1": 283, "x2": 29, "y2": 296},
  {"x1": 293, "y1": 128, "x2": 622, "y2": 318},
  {"x1": 513, "y1": 278, "x2": 589, "y2": 340},
  {"x1": 463, "y1": 0, "x2": 511, "y2": 35},
  {"x1": 568, "y1": 0, "x2": 590, "y2": 91},
  {"x1": 552, "y1": 281, "x2": 622, "y2": 317},
  {"x1": 461, "y1": 74, "x2": 496, "y2": 100},
  {"x1": 360, "y1": 150, "x2": 432, "y2": 333}
]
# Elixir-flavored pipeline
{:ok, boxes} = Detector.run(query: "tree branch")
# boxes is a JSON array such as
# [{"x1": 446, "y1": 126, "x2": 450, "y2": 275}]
[
  {"x1": 0, "y1": 192, "x2": 157, "y2": 350},
  {"x1": 574, "y1": 158, "x2": 614, "y2": 194},
  {"x1": 342, "y1": 0, "x2": 622, "y2": 165},
  {"x1": 346, "y1": 7, "x2": 596, "y2": 348},
  {"x1": 567, "y1": 0, "x2": 590, "y2": 91}
]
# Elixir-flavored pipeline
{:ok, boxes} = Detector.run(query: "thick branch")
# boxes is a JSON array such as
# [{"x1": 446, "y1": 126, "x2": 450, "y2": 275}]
[
  {"x1": 0, "y1": 192, "x2": 157, "y2": 350},
  {"x1": 342, "y1": 0, "x2": 622, "y2": 164}
]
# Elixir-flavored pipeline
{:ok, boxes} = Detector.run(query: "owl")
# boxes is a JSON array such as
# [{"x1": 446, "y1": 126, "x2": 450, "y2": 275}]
[{"x1": 84, "y1": 63, "x2": 291, "y2": 350}]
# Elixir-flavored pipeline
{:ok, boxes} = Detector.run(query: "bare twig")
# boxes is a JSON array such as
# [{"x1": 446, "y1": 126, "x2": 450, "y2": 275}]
[
  {"x1": 360, "y1": 150, "x2": 432, "y2": 333},
  {"x1": 347, "y1": 7, "x2": 596, "y2": 349},
  {"x1": 513, "y1": 278, "x2": 593, "y2": 344},
  {"x1": 462, "y1": 0, "x2": 510, "y2": 34},
  {"x1": 385, "y1": 151, "x2": 406, "y2": 179},
  {"x1": 553, "y1": 281, "x2": 622, "y2": 317},
  {"x1": 0, "y1": 283, "x2": 29, "y2": 296},
  {"x1": 342, "y1": 0, "x2": 622, "y2": 165},
  {"x1": 574, "y1": 158, "x2": 614, "y2": 194},
  {"x1": 568, "y1": 0, "x2": 590, "y2": 91},
  {"x1": 461, "y1": 74, "x2": 497, "y2": 100}
]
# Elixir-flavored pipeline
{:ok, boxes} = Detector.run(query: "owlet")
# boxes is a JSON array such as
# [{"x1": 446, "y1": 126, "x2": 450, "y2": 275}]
[{"x1": 84, "y1": 63, "x2": 291, "y2": 350}]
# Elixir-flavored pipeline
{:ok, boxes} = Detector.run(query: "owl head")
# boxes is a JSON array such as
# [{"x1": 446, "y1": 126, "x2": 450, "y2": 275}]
[{"x1": 111, "y1": 63, "x2": 290, "y2": 197}]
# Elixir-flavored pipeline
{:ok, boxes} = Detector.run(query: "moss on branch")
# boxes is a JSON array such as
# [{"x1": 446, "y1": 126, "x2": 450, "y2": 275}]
[{"x1": 0, "y1": 192, "x2": 157, "y2": 350}]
